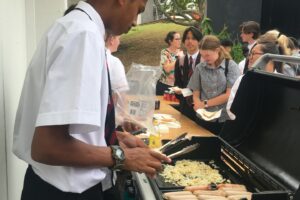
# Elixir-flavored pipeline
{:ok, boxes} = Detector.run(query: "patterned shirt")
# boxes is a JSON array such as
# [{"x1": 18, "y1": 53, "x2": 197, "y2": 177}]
[{"x1": 159, "y1": 48, "x2": 178, "y2": 86}]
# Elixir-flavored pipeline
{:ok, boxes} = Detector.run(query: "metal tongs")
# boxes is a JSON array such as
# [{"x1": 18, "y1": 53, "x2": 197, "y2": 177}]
[
  {"x1": 158, "y1": 132, "x2": 188, "y2": 154},
  {"x1": 167, "y1": 143, "x2": 200, "y2": 159}
]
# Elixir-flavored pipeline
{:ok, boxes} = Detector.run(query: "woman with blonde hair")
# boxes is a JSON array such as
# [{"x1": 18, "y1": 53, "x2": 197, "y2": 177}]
[
  {"x1": 265, "y1": 30, "x2": 292, "y2": 55},
  {"x1": 258, "y1": 30, "x2": 296, "y2": 76},
  {"x1": 188, "y1": 35, "x2": 240, "y2": 134}
]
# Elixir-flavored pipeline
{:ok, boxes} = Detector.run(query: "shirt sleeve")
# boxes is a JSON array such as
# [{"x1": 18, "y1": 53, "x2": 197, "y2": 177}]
[
  {"x1": 36, "y1": 26, "x2": 105, "y2": 132},
  {"x1": 226, "y1": 75, "x2": 243, "y2": 120},
  {"x1": 226, "y1": 60, "x2": 240, "y2": 88},
  {"x1": 187, "y1": 63, "x2": 201, "y2": 91},
  {"x1": 283, "y1": 64, "x2": 296, "y2": 77},
  {"x1": 109, "y1": 56, "x2": 129, "y2": 92},
  {"x1": 160, "y1": 49, "x2": 170, "y2": 68}
]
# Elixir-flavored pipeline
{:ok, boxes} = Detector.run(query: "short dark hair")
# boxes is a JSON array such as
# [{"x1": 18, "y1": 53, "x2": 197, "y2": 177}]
[
  {"x1": 182, "y1": 27, "x2": 203, "y2": 43},
  {"x1": 221, "y1": 39, "x2": 233, "y2": 47},
  {"x1": 164, "y1": 31, "x2": 177, "y2": 45},
  {"x1": 240, "y1": 21, "x2": 260, "y2": 39}
]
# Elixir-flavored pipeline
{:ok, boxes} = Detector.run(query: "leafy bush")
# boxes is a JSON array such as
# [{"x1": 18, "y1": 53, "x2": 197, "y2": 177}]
[{"x1": 230, "y1": 41, "x2": 244, "y2": 63}]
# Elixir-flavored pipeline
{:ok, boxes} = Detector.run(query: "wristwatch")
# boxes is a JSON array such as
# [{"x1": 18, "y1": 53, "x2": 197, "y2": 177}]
[
  {"x1": 110, "y1": 145, "x2": 125, "y2": 171},
  {"x1": 204, "y1": 100, "x2": 208, "y2": 108}
]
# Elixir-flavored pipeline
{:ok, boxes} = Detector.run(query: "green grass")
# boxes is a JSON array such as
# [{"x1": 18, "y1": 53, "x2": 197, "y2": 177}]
[{"x1": 114, "y1": 21, "x2": 187, "y2": 71}]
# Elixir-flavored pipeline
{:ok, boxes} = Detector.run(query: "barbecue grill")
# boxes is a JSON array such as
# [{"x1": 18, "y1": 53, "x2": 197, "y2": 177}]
[{"x1": 132, "y1": 55, "x2": 300, "y2": 200}]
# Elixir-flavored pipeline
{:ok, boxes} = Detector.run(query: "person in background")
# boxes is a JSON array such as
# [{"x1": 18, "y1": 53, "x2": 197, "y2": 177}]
[
  {"x1": 240, "y1": 21, "x2": 260, "y2": 53},
  {"x1": 156, "y1": 31, "x2": 183, "y2": 95},
  {"x1": 105, "y1": 33, "x2": 131, "y2": 200},
  {"x1": 105, "y1": 34, "x2": 129, "y2": 96},
  {"x1": 239, "y1": 21, "x2": 260, "y2": 74},
  {"x1": 188, "y1": 35, "x2": 240, "y2": 135},
  {"x1": 289, "y1": 37, "x2": 300, "y2": 56},
  {"x1": 248, "y1": 42, "x2": 283, "y2": 73},
  {"x1": 227, "y1": 41, "x2": 284, "y2": 120},
  {"x1": 289, "y1": 37, "x2": 300, "y2": 76},
  {"x1": 238, "y1": 43, "x2": 249, "y2": 74},
  {"x1": 174, "y1": 27, "x2": 203, "y2": 120},
  {"x1": 260, "y1": 30, "x2": 296, "y2": 77},
  {"x1": 13, "y1": 1, "x2": 171, "y2": 200},
  {"x1": 221, "y1": 39, "x2": 234, "y2": 54}
]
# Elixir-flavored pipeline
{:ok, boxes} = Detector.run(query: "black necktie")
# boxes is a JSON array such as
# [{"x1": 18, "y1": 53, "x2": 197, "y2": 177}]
[{"x1": 104, "y1": 62, "x2": 117, "y2": 145}]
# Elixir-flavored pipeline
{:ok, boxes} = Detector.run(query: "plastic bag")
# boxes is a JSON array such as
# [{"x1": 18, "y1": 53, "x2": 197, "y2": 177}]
[{"x1": 115, "y1": 63, "x2": 162, "y2": 131}]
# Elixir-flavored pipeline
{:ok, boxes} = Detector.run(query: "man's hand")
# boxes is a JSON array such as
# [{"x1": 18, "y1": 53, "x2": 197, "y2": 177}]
[
  {"x1": 117, "y1": 131, "x2": 147, "y2": 148},
  {"x1": 122, "y1": 120, "x2": 142, "y2": 132},
  {"x1": 123, "y1": 147, "x2": 171, "y2": 178},
  {"x1": 116, "y1": 130, "x2": 171, "y2": 178}
]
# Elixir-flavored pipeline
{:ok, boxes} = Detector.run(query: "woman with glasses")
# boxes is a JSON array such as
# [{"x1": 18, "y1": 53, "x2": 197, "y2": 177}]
[
  {"x1": 156, "y1": 31, "x2": 183, "y2": 95},
  {"x1": 248, "y1": 42, "x2": 283, "y2": 73},
  {"x1": 227, "y1": 41, "x2": 283, "y2": 120}
]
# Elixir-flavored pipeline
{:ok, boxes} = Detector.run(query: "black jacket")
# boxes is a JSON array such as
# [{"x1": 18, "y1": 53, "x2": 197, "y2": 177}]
[{"x1": 174, "y1": 53, "x2": 201, "y2": 89}]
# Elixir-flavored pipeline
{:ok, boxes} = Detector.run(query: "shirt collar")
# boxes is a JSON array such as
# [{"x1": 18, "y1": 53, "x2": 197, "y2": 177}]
[
  {"x1": 106, "y1": 49, "x2": 112, "y2": 55},
  {"x1": 76, "y1": 1, "x2": 106, "y2": 39},
  {"x1": 248, "y1": 41, "x2": 257, "y2": 51},
  {"x1": 187, "y1": 51, "x2": 199, "y2": 60},
  {"x1": 219, "y1": 59, "x2": 226, "y2": 69},
  {"x1": 205, "y1": 59, "x2": 226, "y2": 69}
]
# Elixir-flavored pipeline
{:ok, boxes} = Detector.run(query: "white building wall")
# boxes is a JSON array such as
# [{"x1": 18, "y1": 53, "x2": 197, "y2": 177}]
[
  {"x1": 0, "y1": 40, "x2": 8, "y2": 200},
  {"x1": 1, "y1": 0, "x2": 28, "y2": 198},
  {"x1": 0, "y1": 1, "x2": 67, "y2": 200}
]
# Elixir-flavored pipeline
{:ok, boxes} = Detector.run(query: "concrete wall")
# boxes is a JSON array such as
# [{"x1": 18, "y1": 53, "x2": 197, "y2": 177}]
[
  {"x1": 0, "y1": 1, "x2": 67, "y2": 200},
  {"x1": 1, "y1": 1, "x2": 28, "y2": 198},
  {"x1": 0, "y1": 42, "x2": 8, "y2": 200}
]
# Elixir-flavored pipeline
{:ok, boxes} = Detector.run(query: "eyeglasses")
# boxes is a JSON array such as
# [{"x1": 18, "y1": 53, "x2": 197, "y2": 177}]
[{"x1": 248, "y1": 52, "x2": 263, "y2": 57}]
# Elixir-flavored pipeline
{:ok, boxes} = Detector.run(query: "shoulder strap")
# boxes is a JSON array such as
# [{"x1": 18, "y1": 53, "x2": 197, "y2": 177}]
[
  {"x1": 74, "y1": 8, "x2": 92, "y2": 21},
  {"x1": 225, "y1": 59, "x2": 229, "y2": 77}
]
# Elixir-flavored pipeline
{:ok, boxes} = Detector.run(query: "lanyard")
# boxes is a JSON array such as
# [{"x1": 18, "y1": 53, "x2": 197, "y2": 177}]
[{"x1": 73, "y1": 8, "x2": 92, "y2": 21}]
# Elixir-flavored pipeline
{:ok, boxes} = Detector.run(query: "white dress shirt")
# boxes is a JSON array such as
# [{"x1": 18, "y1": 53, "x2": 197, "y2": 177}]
[
  {"x1": 187, "y1": 51, "x2": 200, "y2": 71},
  {"x1": 106, "y1": 49, "x2": 129, "y2": 92},
  {"x1": 13, "y1": 1, "x2": 110, "y2": 193}
]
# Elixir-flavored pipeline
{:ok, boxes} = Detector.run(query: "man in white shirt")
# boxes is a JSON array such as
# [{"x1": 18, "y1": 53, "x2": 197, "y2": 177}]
[
  {"x1": 239, "y1": 21, "x2": 260, "y2": 74},
  {"x1": 106, "y1": 34, "x2": 129, "y2": 93},
  {"x1": 106, "y1": 34, "x2": 130, "y2": 130},
  {"x1": 13, "y1": 0, "x2": 170, "y2": 199}
]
